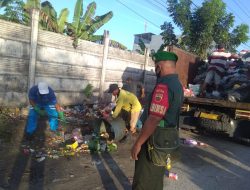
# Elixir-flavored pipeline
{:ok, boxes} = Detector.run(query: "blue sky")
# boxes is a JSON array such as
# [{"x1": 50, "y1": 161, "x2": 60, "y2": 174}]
[
  {"x1": 48, "y1": 0, "x2": 250, "y2": 51},
  {"x1": 0, "y1": 0, "x2": 237, "y2": 51}
]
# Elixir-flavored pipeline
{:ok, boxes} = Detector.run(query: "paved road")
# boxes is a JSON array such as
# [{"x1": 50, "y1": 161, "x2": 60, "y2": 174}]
[
  {"x1": 164, "y1": 130, "x2": 250, "y2": 190},
  {"x1": 1, "y1": 124, "x2": 250, "y2": 190}
]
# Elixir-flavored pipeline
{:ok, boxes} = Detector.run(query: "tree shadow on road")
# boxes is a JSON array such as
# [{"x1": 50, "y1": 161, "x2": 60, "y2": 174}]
[
  {"x1": 91, "y1": 152, "x2": 131, "y2": 190},
  {"x1": 7, "y1": 118, "x2": 47, "y2": 190}
]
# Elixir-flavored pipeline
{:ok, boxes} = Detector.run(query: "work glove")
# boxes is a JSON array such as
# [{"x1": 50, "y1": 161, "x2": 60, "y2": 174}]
[
  {"x1": 33, "y1": 105, "x2": 42, "y2": 115},
  {"x1": 58, "y1": 111, "x2": 66, "y2": 122},
  {"x1": 33, "y1": 105, "x2": 46, "y2": 116}
]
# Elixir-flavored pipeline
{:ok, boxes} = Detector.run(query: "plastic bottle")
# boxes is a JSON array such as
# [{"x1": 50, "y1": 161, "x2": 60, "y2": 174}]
[
  {"x1": 165, "y1": 157, "x2": 171, "y2": 171},
  {"x1": 165, "y1": 171, "x2": 178, "y2": 180}
]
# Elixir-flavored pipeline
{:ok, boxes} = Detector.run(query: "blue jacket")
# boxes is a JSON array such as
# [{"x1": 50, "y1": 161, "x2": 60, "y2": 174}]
[{"x1": 28, "y1": 85, "x2": 57, "y2": 106}]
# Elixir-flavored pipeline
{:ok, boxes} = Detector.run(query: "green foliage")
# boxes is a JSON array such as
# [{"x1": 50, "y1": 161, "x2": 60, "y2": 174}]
[
  {"x1": 109, "y1": 40, "x2": 127, "y2": 50},
  {"x1": 0, "y1": 0, "x2": 121, "y2": 50},
  {"x1": 89, "y1": 35, "x2": 127, "y2": 50},
  {"x1": 40, "y1": 1, "x2": 69, "y2": 33},
  {"x1": 167, "y1": 0, "x2": 249, "y2": 58},
  {"x1": 24, "y1": 0, "x2": 40, "y2": 10},
  {"x1": 40, "y1": 1, "x2": 58, "y2": 31},
  {"x1": 229, "y1": 24, "x2": 249, "y2": 52},
  {"x1": 83, "y1": 84, "x2": 93, "y2": 98},
  {"x1": 159, "y1": 21, "x2": 178, "y2": 51},
  {"x1": 66, "y1": 0, "x2": 113, "y2": 48},
  {"x1": 0, "y1": 0, "x2": 12, "y2": 8},
  {"x1": 136, "y1": 39, "x2": 146, "y2": 55},
  {"x1": 57, "y1": 8, "x2": 69, "y2": 33},
  {"x1": 0, "y1": 0, "x2": 29, "y2": 24}
]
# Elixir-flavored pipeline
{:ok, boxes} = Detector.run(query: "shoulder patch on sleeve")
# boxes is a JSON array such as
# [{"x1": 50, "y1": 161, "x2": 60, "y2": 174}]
[{"x1": 149, "y1": 84, "x2": 169, "y2": 117}]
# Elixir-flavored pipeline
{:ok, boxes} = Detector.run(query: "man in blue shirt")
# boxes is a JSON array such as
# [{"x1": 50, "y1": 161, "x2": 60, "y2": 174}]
[{"x1": 26, "y1": 82, "x2": 65, "y2": 138}]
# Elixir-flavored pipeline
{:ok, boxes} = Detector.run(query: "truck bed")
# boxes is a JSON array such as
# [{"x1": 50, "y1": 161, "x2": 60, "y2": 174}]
[{"x1": 184, "y1": 97, "x2": 250, "y2": 110}]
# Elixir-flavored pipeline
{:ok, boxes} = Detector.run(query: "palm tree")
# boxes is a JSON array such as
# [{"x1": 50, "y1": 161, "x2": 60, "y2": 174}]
[
  {"x1": 65, "y1": 0, "x2": 113, "y2": 48},
  {"x1": 40, "y1": 1, "x2": 69, "y2": 33},
  {"x1": 25, "y1": 0, "x2": 59, "y2": 32}
]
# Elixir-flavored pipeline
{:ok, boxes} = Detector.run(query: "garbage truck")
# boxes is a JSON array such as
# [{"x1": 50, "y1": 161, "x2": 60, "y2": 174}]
[
  {"x1": 169, "y1": 46, "x2": 250, "y2": 143},
  {"x1": 182, "y1": 96, "x2": 250, "y2": 143}
]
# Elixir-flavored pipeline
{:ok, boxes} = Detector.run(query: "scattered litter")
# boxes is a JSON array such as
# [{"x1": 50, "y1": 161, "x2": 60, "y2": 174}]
[
  {"x1": 184, "y1": 139, "x2": 198, "y2": 146},
  {"x1": 18, "y1": 103, "x2": 123, "y2": 161},
  {"x1": 23, "y1": 148, "x2": 30, "y2": 155},
  {"x1": 37, "y1": 157, "x2": 45, "y2": 162},
  {"x1": 165, "y1": 171, "x2": 178, "y2": 180},
  {"x1": 66, "y1": 141, "x2": 79, "y2": 150},
  {"x1": 72, "y1": 128, "x2": 83, "y2": 143},
  {"x1": 29, "y1": 149, "x2": 35, "y2": 153},
  {"x1": 91, "y1": 160, "x2": 102, "y2": 166},
  {"x1": 181, "y1": 138, "x2": 207, "y2": 147},
  {"x1": 107, "y1": 143, "x2": 117, "y2": 152}
]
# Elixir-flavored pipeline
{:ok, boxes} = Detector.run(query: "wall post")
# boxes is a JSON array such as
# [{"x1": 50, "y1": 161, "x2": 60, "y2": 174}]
[
  {"x1": 99, "y1": 30, "x2": 110, "y2": 99},
  {"x1": 28, "y1": 9, "x2": 39, "y2": 92},
  {"x1": 143, "y1": 48, "x2": 150, "y2": 85}
]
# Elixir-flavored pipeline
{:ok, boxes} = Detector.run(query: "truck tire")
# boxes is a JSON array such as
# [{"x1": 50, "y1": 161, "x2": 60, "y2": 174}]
[
  {"x1": 233, "y1": 120, "x2": 250, "y2": 144},
  {"x1": 198, "y1": 118, "x2": 250, "y2": 144},
  {"x1": 197, "y1": 118, "x2": 230, "y2": 133}
]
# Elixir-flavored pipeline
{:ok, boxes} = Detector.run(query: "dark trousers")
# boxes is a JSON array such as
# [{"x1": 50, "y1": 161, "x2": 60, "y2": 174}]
[
  {"x1": 132, "y1": 144, "x2": 165, "y2": 190},
  {"x1": 120, "y1": 109, "x2": 131, "y2": 130}
]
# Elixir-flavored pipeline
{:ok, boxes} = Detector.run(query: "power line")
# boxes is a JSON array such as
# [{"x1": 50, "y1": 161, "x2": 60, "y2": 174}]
[
  {"x1": 232, "y1": 0, "x2": 250, "y2": 19},
  {"x1": 154, "y1": 0, "x2": 167, "y2": 9},
  {"x1": 116, "y1": 0, "x2": 160, "y2": 29},
  {"x1": 190, "y1": 0, "x2": 198, "y2": 8},
  {"x1": 222, "y1": 0, "x2": 247, "y2": 24},
  {"x1": 147, "y1": 0, "x2": 167, "y2": 13}
]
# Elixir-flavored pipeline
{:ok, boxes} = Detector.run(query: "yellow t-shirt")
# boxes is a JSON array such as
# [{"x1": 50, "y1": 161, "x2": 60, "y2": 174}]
[{"x1": 112, "y1": 89, "x2": 142, "y2": 118}]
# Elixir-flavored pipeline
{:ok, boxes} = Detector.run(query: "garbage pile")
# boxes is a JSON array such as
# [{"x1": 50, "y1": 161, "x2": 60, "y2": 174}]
[
  {"x1": 186, "y1": 59, "x2": 250, "y2": 102},
  {"x1": 21, "y1": 103, "x2": 119, "y2": 162}
]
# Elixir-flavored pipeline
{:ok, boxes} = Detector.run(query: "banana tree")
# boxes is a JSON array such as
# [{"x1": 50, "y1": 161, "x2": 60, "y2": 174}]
[
  {"x1": 65, "y1": 0, "x2": 113, "y2": 48},
  {"x1": 25, "y1": 0, "x2": 63, "y2": 32},
  {"x1": 57, "y1": 8, "x2": 69, "y2": 33},
  {"x1": 40, "y1": 1, "x2": 69, "y2": 33}
]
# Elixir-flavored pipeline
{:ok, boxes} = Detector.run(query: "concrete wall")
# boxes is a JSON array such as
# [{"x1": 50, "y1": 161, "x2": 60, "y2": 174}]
[{"x1": 0, "y1": 19, "x2": 156, "y2": 107}]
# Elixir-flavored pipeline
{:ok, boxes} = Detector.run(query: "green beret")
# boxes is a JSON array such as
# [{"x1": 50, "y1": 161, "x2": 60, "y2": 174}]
[{"x1": 152, "y1": 51, "x2": 178, "y2": 63}]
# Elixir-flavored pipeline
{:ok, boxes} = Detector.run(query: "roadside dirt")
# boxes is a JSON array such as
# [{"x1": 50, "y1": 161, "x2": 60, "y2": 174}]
[{"x1": 0, "y1": 116, "x2": 250, "y2": 190}]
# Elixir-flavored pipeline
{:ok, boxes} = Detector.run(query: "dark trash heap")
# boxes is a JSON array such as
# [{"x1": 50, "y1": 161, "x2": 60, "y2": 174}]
[
  {"x1": 189, "y1": 59, "x2": 250, "y2": 102},
  {"x1": 22, "y1": 103, "x2": 118, "y2": 162}
]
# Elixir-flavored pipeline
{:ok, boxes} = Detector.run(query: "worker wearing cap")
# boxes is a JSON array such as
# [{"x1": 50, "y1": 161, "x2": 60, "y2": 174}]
[
  {"x1": 26, "y1": 82, "x2": 65, "y2": 138},
  {"x1": 107, "y1": 84, "x2": 142, "y2": 134},
  {"x1": 131, "y1": 51, "x2": 183, "y2": 190}
]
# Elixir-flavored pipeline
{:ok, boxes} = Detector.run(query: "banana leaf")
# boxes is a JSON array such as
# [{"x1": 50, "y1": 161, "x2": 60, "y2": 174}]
[
  {"x1": 72, "y1": 0, "x2": 83, "y2": 30},
  {"x1": 58, "y1": 8, "x2": 69, "y2": 33}
]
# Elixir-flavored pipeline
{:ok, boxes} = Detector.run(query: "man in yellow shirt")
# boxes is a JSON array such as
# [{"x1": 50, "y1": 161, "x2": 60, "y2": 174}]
[{"x1": 107, "y1": 84, "x2": 142, "y2": 134}]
